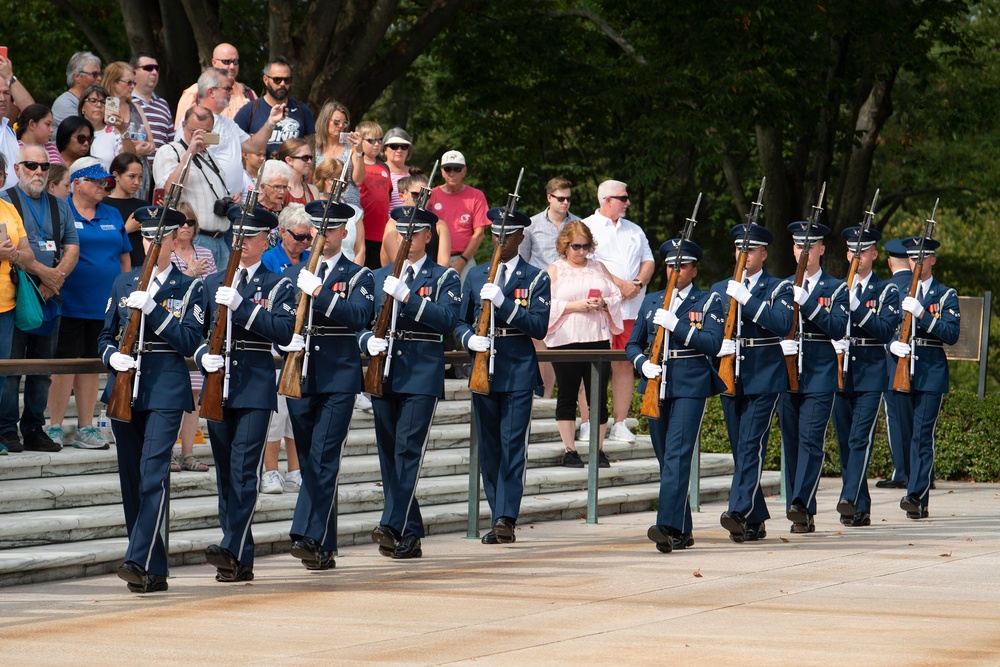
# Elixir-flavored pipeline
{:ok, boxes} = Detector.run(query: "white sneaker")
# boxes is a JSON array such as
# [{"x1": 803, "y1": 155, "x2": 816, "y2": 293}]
[
  {"x1": 73, "y1": 425, "x2": 110, "y2": 450},
  {"x1": 46, "y1": 425, "x2": 66, "y2": 447},
  {"x1": 261, "y1": 469, "x2": 284, "y2": 494},
  {"x1": 609, "y1": 421, "x2": 636, "y2": 443},
  {"x1": 578, "y1": 421, "x2": 590, "y2": 442},
  {"x1": 283, "y1": 469, "x2": 302, "y2": 492},
  {"x1": 354, "y1": 393, "x2": 372, "y2": 411}
]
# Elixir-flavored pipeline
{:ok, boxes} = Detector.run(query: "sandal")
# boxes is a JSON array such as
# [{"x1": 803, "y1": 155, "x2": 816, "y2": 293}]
[
  {"x1": 170, "y1": 455, "x2": 181, "y2": 473},
  {"x1": 181, "y1": 454, "x2": 209, "y2": 472}
]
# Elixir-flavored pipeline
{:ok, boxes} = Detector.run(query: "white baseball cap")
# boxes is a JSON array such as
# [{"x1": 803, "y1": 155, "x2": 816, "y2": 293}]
[{"x1": 441, "y1": 150, "x2": 466, "y2": 168}]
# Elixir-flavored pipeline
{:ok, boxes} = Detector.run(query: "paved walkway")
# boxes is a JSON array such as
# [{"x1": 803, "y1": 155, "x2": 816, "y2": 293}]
[{"x1": 2, "y1": 479, "x2": 999, "y2": 666}]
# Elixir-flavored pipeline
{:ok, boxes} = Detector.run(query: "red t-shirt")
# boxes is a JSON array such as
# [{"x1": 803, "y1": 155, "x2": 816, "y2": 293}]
[
  {"x1": 360, "y1": 162, "x2": 392, "y2": 241},
  {"x1": 427, "y1": 185, "x2": 490, "y2": 255}
]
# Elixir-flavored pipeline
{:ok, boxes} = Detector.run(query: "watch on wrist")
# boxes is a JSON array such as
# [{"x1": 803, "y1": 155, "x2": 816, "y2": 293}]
[{"x1": 8, "y1": 75, "x2": 17, "y2": 86}]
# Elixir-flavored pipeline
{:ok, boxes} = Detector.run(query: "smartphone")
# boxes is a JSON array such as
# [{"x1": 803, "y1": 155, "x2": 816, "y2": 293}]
[
  {"x1": 588, "y1": 288, "x2": 601, "y2": 299},
  {"x1": 104, "y1": 96, "x2": 120, "y2": 125},
  {"x1": 152, "y1": 188, "x2": 165, "y2": 206},
  {"x1": 339, "y1": 132, "x2": 350, "y2": 145},
  {"x1": 0, "y1": 47, "x2": 7, "y2": 60},
  {"x1": 202, "y1": 132, "x2": 220, "y2": 145},
  {"x1": 0, "y1": 222, "x2": 7, "y2": 243}
]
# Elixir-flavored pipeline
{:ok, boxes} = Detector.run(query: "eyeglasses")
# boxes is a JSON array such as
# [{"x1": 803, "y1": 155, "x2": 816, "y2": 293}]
[
  {"x1": 138, "y1": 64, "x2": 159, "y2": 72},
  {"x1": 286, "y1": 229, "x2": 311, "y2": 242},
  {"x1": 569, "y1": 243, "x2": 591, "y2": 251},
  {"x1": 331, "y1": 119, "x2": 350, "y2": 128},
  {"x1": 217, "y1": 59, "x2": 239, "y2": 66},
  {"x1": 84, "y1": 97, "x2": 106, "y2": 106},
  {"x1": 268, "y1": 76, "x2": 293, "y2": 85},
  {"x1": 550, "y1": 195, "x2": 572, "y2": 203},
  {"x1": 606, "y1": 195, "x2": 629, "y2": 202},
  {"x1": 408, "y1": 190, "x2": 422, "y2": 198},
  {"x1": 365, "y1": 137, "x2": 383, "y2": 144},
  {"x1": 82, "y1": 177, "x2": 114, "y2": 192},
  {"x1": 121, "y1": 79, "x2": 137, "y2": 87},
  {"x1": 75, "y1": 134, "x2": 93, "y2": 144},
  {"x1": 442, "y1": 166, "x2": 463, "y2": 173},
  {"x1": 17, "y1": 161, "x2": 51, "y2": 172},
  {"x1": 79, "y1": 70, "x2": 102, "y2": 78},
  {"x1": 179, "y1": 219, "x2": 197, "y2": 227},
  {"x1": 263, "y1": 183, "x2": 289, "y2": 192},
  {"x1": 385, "y1": 144, "x2": 408, "y2": 151},
  {"x1": 288, "y1": 154, "x2": 313, "y2": 162},
  {"x1": 214, "y1": 85, "x2": 234, "y2": 93}
]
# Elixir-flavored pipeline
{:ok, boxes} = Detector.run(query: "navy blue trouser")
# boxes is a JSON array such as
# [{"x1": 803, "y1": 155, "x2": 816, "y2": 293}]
[
  {"x1": 648, "y1": 396, "x2": 707, "y2": 533},
  {"x1": 834, "y1": 391, "x2": 882, "y2": 513},
  {"x1": 473, "y1": 390, "x2": 533, "y2": 525},
  {"x1": 779, "y1": 391, "x2": 835, "y2": 515},
  {"x1": 883, "y1": 389, "x2": 912, "y2": 484},
  {"x1": 721, "y1": 392, "x2": 778, "y2": 524},
  {"x1": 903, "y1": 391, "x2": 944, "y2": 509}
]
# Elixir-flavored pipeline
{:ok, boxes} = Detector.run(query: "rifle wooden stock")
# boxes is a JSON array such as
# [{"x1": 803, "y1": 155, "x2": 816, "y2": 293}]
[
  {"x1": 785, "y1": 250, "x2": 810, "y2": 393},
  {"x1": 278, "y1": 233, "x2": 327, "y2": 398},
  {"x1": 719, "y1": 253, "x2": 748, "y2": 396},
  {"x1": 639, "y1": 270, "x2": 681, "y2": 419},
  {"x1": 198, "y1": 244, "x2": 245, "y2": 421},
  {"x1": 837, "y1": 257, "x2": 862, "y2": 391},
  {"x1": 363, "y1": 234, "x2": 415, "y2": 397},
  {"x1": 892, "y1": 270, "x2": 923, "y2": 393},
  {"x1": 468, "y1": 244, "x2": 505, "y2": 395},
  {"x1": 105, "y1": 244, "x2": 162, "y2": 422}
]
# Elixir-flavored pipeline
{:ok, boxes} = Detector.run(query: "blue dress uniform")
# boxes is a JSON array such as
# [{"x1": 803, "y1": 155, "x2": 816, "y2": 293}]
[
  {"x1": 359, "y1": 207, "x2": 462, "y2": 559},
  {"x1": 891, "y1": 237, "x2": 960, "y2": 519},
  {"x1": 831, "y1": 227, "x2": 900, "y2": 526},
  {"x1": 455, "y1": 209, "x2": 551, "y2": 545},
  {"x1": 99, "y1": 207, "x2": 206, "y2": 593},
  {"x1": 778, "y1": 222, "x2": 849, "y2": 532},
  {"x1": 283, "y1": 201, "x2": 375, "y2": 570},
  {"x1": 710, "y1": 224, "x2": 793, "y2": 542},
  {"x1": 195, "y1": 206, "x2": 295, "y2": 582},
  {"x1": 877, "y1": 238, "x2": 915, "y2": 488},
  {"x1": 626, "y1": 240, "x2": 725, "y2": 553}
]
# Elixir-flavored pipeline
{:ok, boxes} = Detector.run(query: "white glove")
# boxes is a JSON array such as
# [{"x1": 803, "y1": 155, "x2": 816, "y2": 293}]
[
  {"x1": 641, "y1": 360, "x2": 662, "y2": 379},
  {"x1": 652, "y1": 308, "x2": 678, "y2": 332},
  {"x1": 890, "y1": 341, "x2": 911, "y2": 358},
  {"x1": 278, "y1": 333, "x2": 305, "y2": 353},
  {"x1": 480, "y1": 282, "x2": 505, "y2": 307},
  {"x1": 297, "y1": 269, "x2": 323, "y2": 297},
  {"x1": 780, "y1": 339, "x2": 799, "y2": 356},
  {"x1": 109, "y1": 352, "x2": 137, "y2": 372},
  {"x1": 717, "y1": 339, "x2": 736, "y2": 357},
  {"x1": 467, "y1": 335, "x2": 490, "y2": 352},
  {"x1": 215, "y1": 286, "x2": 243, "y2": 310},
  {"x1": 384, "y1": 275, "x2": 410, "y2": 302},
  {"x1": 793, "y1": 285, "x2": 809, "y2": 306},
  {"x1": 726, "y1": 280, "x2": 752, "y2": 305},
  {"x1": 901, "y1": 296, "x2": 925, "y2": 318},
  {"x1": 849, "y1": 290, "x2": 861, "y2": 312},
  {"x1": 366, "y1": 336, "x2": 389, "y2": 356},
  {"x1": 126, "y1": 290, "x2": 156, "y2": 315},
  {"x1": 201, "y1": 353, "x2": 225, "y2": 373},
  {"x1": 832, "y1": 338, "x2": 849, "y2": 355}
]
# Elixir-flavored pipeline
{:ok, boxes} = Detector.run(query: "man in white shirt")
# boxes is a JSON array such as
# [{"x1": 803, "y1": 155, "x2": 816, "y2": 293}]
[{"x1": 581, "y1": 180, "x2": 654, "y2": 442}]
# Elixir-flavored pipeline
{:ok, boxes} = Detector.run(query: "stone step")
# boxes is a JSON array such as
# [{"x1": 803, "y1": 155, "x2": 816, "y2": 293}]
[{"x1": 0, "y1": 471, "x2": 781, "y2": 587}]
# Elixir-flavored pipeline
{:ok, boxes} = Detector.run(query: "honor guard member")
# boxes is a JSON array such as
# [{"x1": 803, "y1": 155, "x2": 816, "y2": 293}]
[
  {"x1": 99, "y1": 207, "x2": 206, "y2": 593},
  {"x1": 360, "y1": 206, "x2": 462, "y2": 559},
  {"x1": 710, "y1": 223, "x2": 793, "y2": 543},
  {"x1": 282, "y1": 200, "x2": 375, "y2": 570},
  {"x1": 875, "y1": 239, "x2": 914, "y2": 489},
  {"x1": 456, "y1": 208, "x2": 550, "y2": 545},
  {"x1": 777, "y1": 222, "x2": 848, "y2": 533},
  {"x1": 831, "y1": 226, "x2": 900, "y2": 526},
  {"x1": 888, "y1": 236, "x2": 960, "y2": 519},
  {"x1": 626, "y1": 239, "x2": 725, "y2": 553},
  {"x1": 195, "y1": 205, "x2": 296, "y2": 582}
]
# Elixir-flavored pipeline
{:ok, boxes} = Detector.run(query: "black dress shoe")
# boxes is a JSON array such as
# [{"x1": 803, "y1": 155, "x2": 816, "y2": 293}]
[
  {"x1": 304, "y1": 551, "x2": 336, "y2": 570},
  {"x1": 127, "y1": 574, "x2": 168, "y2": 593},
  {"x1": 850, "y1": 512, "x2": 872, "y2": 527},
  {"x1": 371, "y1": 525, "x2": 401, "y2": 550},
  {"x1": 720, "y1": 511, "x2": 747, "y2": 543},
  {"x1": 786, "y1": 502, "x2": 809, "y2": 524},
  {"x1": 216, "y1": 565, "x2": 254, "y2": 582},
  {"x1": 906, "y1": 508, "x2": 929, "y2": 520},
  {"x1": 789, "y1": 515, "x2": 815, "y2": 534},
  {"x1": 899, "y1": 494, "x2": 922, "y2": 514},
  {"x1": 839, "y1": 514, "x2": 853, "y2": 527},
  {"x1": 745, "y1": 522, "x2": 767, "y2": 541},
  {"x1": 672, "y1": 532, "x2": 695, "y2": 550},
  {"x1": 205, "y1": 545, "x2": 240, "y2": 576},
  {"x1": 117, "y1": 561, "x2": 148, "y2": 587},
  {"x1": 875, "y1": 479, "x2": 907, "y2": 489},
  {"x1": 646, "y1": 525, "x2": 673, "y2": 553},
  {"x1": 392, "y1": 535, "x2": 423, "y2": 559},
  {"x1": 493, "y1": 517, "x2": 516, "y2": 544},
  {"x1": 836, "y1": 498, "x2": 856, "y2": 519},
  {"x1": 290, "y1": 537, "x2": 322, "y2": 562},
  {"x1": 481, "y1": 531, "x2": 499, "y2": 545}
]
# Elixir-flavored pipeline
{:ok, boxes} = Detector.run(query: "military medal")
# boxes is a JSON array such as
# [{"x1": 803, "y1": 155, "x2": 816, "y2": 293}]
[
  {"x1": 817, "y1": 296, "x2": 831, "y2": 308},
  {"x1": 928, "y1": 303, "x2": 940, "y2": 319},
  {"x1": 514, "y1": 288, "x2": 528, "y2": 306},
  {"x1": 418, "y1": 286, "x2": 433, "y2": 300},
  {"x1": 688, "y1": 310, "x2": 703, "y2": 330},
  {"x1": 865, "y1": 299, "x2": 877, "y2": 310},
  {"x1": 332, "y1": 281, "x2": 347, "y2": 298}
]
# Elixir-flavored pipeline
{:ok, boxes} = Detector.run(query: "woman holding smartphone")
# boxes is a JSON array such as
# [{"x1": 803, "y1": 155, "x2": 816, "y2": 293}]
[{"x1": 312, "y1": 100, "x2": 364, "y2": 206}]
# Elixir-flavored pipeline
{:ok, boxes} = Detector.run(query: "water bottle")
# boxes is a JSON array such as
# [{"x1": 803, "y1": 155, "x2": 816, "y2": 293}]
[{"x1": 97, "y1": 410, "x2": 111, "y2": 443}]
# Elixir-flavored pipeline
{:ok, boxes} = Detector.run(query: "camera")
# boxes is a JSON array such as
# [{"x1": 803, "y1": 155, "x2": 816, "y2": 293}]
[{"x1": 214, "y1": 196, "x2": 237, "y2": 217}]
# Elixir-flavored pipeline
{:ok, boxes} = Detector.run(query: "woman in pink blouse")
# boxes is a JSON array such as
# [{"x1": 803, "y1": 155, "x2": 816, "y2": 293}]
[{"x1": 545, "y1": 220, "x2": 623, "y2": 468}]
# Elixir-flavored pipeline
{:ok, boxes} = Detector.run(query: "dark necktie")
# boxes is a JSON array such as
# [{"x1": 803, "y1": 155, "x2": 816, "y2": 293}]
[
  {"x1": 236, "y1": 268, "x2": 248, "y2": 292},
  {"x1": 497, "y1": 264, "x2": 507, "y2": 292},
  {"x1": 855, "y1": 283, "x2": 862, "y2": 301},
  {"x1": 317, "y1": 262, "x2": 329, "y2": 284},
  {"x1": 404, "y1": 266, "x2": 415, "y2": 287},
  {"x1": 743, "y1": 278, "x2": 750, "y2": 290},
  {"x1": 917, "y1": 284, "x2": 925, "y2": 302}
]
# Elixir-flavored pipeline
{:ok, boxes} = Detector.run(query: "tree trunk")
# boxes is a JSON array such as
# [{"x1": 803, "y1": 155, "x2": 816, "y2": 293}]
[{"x1": 756, "y1": 124, "x2": 794, "y2": 278}]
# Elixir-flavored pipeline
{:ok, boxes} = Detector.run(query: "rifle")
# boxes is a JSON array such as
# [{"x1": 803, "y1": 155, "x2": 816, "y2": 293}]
[
  {"x1": 839, "y1": 189, "x2": 880, "y2": 388},
  {"x1": 363, "y1": 159, "x2": 440, "y2": 397},
  {"x1": 785, "y1": 182, "x2": 827, "y2": 392},
  {"x1": 106, "y1": 152, "x2": 195, "y2": 422},
  {"x1": 640, "y1": 192, "x2": 701, "y2": 420},
  {"x1": 719, "y1": 177, "x2": 765, "y2": 396},
  {"x1": 277, "y1": 157, "x2": 352, "y2": 398},
  {"x1": 892, "y1": 198, "x2": 939, "y2": 393},
  {"x1": 469, "y1": 168, "x2": 524, "y2": 395},
  {"x1": 199, "y1": 164, "x2": 265, "y2": 421}
]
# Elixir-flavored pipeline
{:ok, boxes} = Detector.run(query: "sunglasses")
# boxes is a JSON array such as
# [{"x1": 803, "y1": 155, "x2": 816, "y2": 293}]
[
  {"x1": 365, "y1": 137, "x2": 383, "y2": 144},
  {"x1": 442, "y1": 166, "x2": 463, "y2": 173},
  {"x1": 569, "y1": 243, "x2": 591, "y2": 251},
  {"x1": 288, "y1": 154, "x2": 313, "y2": 162},
  {"x1": 286, "y1": 229, "x2": 311, "y2": 242},
  {"x1": 331, "y1": 119, "x2": 350, "y2": 128},
  {"x1": 550, "y1": 195, "x2": 572, "y2": 203},
  {"x1": 138, "y1": 64, "x2": 160, "y2": 72},
  {"x1": 408, "y1": 190, "x2": 422, "y2": 198},
  {"x1": 75, "y1": 134, "x2": 93, "y2": 144},
  {"x1": 82, "y1": 177, "x2": 114, "y2": 192},
  {"x1": 84, "y1": 97, "x2": 106, "y2": 106},
  {"x1": 385, "y1": 144, "x2": 408, "y2": 151},
  {"x1": 217, "y1": 59, "x2": 239, "y2": 66},
  {"x1": 179, "y1": 219, "x2": 197, "y2": 227},
  {"x1": 606, "y1": 195, "x2": 629, "y2": 202},
  {"x1": 268, "y1": 76, "x2": 292, "y2": 85},
  {"x1": 121, "y1": 79, "x2": 137, "y2": 87},
  {"x1": 18, "y1": 161, "x2": 51, "y2": 172},
  {"x1": 214, "y1": 85, "x2": 234, "y2": 93}
]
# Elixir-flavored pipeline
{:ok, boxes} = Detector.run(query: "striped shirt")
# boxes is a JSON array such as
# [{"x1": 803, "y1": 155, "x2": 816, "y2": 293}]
[
  {"x1": 521, "y1": 209, "x2": 580, "y2": 270},
  {"x1": 132, "y1": 93, "x2": 175, "y2": 156}
]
